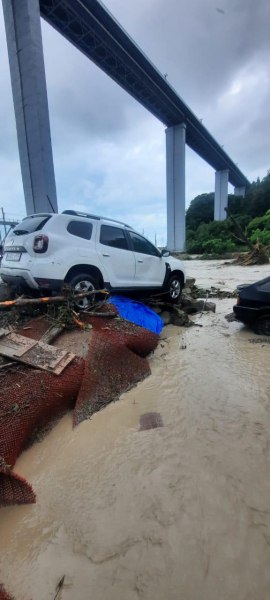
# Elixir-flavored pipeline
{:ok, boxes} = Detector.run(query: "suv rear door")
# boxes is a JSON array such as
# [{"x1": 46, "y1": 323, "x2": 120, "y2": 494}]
[
  {"x1": 2, "y1": 215, "x2": 52, "y2": 266},
  {"x1": 96, "y1": 223, "x2": 136, "y2": 287},
  {"x1": 127, "y1": 231, "x2": 166, "y2": 286}
]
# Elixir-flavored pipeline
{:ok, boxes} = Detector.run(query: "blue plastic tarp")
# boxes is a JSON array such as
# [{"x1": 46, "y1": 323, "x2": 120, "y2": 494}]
[{"x1": 108, "y1": 295, "x2": 163, "y2": 335}]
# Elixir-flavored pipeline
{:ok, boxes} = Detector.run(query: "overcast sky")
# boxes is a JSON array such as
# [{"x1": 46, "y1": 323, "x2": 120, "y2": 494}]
[{"x1": 0, "y1": 0, "x2": 269, "y2": 244}]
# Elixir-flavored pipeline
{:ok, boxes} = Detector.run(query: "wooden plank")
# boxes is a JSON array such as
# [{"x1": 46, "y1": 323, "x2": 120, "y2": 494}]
[
  {"x1": 50, "y1": 352, "x2": 76, "y2": 375},
  {"x1": 20, "y1": 343, "x2": 75, "y2": 373},
  {"x1": 0, "y1": 329, "x2": 75, "y2": 374},
  {"x1": 0, "y1": 332, "x2": 37, "y2": 357}
]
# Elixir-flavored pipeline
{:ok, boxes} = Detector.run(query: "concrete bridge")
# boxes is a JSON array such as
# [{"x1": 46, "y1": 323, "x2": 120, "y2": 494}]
[{"x1": 2, "y1": 0, "x2": 249, "y2": 250}]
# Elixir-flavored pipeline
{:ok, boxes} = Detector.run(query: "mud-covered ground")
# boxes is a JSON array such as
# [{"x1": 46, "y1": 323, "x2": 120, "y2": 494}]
[{"x1": 0, "y1": 261, "x2": 270, "y2": 600}]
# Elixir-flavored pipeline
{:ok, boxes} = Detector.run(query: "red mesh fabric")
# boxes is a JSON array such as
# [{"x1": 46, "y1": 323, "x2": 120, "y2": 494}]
[
  {"x1": 0, "y1": 313, "x2": 159, "y2": 600},
  {"x1": 0, "y1": 358, "x2": 84, "y2": 506},
  {"x1": 73, "y1": 317, "x2": 158, "y2": 426},
  {"x1": 0, "y1": 313, "x2": 158, "y2": 507},
  {"x1": 0, "y1": 470, "x2": 35, "y2": 506},
  {"x1": 0, "y1": 585, "x2": 14, "y2": 600}
]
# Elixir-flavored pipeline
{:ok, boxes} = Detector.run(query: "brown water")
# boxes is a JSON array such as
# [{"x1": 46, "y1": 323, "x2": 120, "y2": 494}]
[{"x1": 1, "y1": 261, "x2": 270, "y2": 600}]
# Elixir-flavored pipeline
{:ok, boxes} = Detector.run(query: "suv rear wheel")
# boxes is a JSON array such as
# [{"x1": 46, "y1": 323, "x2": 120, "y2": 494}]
[
  {"x1": 167, "y1": 274, "x2": 183, "y2": 303},
  {"x1": 253, "y1": 314, "x2": 270, "y2": 336},
  {"x1": 69, "y1": 273, "x2": 98, "y2": 310}
]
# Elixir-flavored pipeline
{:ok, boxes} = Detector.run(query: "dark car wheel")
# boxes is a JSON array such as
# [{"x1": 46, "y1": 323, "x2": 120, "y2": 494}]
[
  {"x1": 253, "y1": 315, "x2": 270, "y2": 336},
  {"x1": 68, "y1": 273, "x2": 98, "y2": 310},
  {"x1": 167, "y1": 274, "x2": 183, "y2": 303}
]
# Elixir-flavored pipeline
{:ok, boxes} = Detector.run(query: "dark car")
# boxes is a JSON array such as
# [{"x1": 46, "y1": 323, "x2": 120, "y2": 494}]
[{"x1": 233, "y1": 276, "x2": 270, "y2": 335}]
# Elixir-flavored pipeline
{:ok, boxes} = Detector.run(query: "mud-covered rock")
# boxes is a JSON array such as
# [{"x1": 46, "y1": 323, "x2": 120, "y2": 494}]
[
  {"x1": 185, "y1": 277, "x2": 196, "y2": 288},
  {"x1": 160, "y1": 311, "x2": 171, "y2": 325},
  {"x1": 184, "y1": 299, "x2": 216, "y2": 314},
  {"x1": 170, "y1": 309, "x2": 190, "y2": 326}
]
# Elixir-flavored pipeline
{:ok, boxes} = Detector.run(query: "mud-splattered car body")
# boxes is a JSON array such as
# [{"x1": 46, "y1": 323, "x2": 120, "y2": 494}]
[{"x1": 233, "y1": 276, "x2": 270, "y2": 335}]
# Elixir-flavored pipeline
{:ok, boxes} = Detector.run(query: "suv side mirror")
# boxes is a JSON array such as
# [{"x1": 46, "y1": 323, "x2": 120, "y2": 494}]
[{"x1": 161, "y1": 249, "x2": 170, "y2": 257}]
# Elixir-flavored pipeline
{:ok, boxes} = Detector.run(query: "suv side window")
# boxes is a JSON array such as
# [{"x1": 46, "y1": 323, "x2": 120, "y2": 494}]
[
  {"x1": 67, "y1": 220, "x2": 92, "y2": 240},
  {"x1": 129, "y1": 231, "x2": 160, "y2": 257},
  {"x1": 100, "y1": 225, "x2": 128, "y2": 250}
]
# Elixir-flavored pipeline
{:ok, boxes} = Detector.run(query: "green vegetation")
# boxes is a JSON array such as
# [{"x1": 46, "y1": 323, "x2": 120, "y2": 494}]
[{"x1": 186, "y1": 171, "x2": 270, "y2": 255}]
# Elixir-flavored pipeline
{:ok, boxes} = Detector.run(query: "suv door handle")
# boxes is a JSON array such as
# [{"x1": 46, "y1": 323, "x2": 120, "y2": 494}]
[
  {"x1": 137, "y1": 259, "x2": 143, "y2": 263},
  {"x1": 102, "y1": 253, "x2": 110, "y2": 257}
]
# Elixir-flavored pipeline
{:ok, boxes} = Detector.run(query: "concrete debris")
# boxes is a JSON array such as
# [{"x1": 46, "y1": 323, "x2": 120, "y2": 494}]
[
  {"x1": 160, "y1": 311, "x2": 171, "y2": 326},
  {"x1": 181, "y1": 297, "x2": 216, "y2": 314},
  {"x1": 182, "y1": 279, "x2": 236, "y2": 300},
  {"x1": 147, "y1": 276, "x2": 218, "y2": 328}
]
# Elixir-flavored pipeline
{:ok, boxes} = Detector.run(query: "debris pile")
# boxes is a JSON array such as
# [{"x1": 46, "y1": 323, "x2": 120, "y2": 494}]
[
  {"x1": 144, "y1": 277, "x2": 221, "y2": 325},
  {"x1": 0, "y1": 294, "x2": 158, "y2": 508},
  {"x1": 182, "y1": 277, "x2": 237, "y2": 300},
  {"x1": 232, "y1": 241, "x2": 269, "y2": 266},
  {"x1": 0, "y1": 275, "x2": 220, "y2": 509}
]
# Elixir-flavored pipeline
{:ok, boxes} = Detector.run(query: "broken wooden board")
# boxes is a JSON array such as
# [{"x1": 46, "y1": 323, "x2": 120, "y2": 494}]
[{"x1": 0, "y1": 329, "x2": 75, "y2": 374}]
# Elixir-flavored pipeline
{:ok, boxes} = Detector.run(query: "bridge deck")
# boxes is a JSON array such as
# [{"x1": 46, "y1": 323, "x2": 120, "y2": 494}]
[{"x1": 40, "y1": 0, "x2": 249, "y2": 188}]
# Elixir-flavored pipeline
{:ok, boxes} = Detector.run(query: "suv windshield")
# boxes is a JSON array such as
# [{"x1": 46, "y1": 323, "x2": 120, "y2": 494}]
[{"x1": 12, "y1": 215, "x2": 51, "y2": 236}]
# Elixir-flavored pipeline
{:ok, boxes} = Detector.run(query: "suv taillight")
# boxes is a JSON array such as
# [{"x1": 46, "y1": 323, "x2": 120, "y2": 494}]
[{"x1": 33, "y1": 234, "x2": 49, "y2": 253}]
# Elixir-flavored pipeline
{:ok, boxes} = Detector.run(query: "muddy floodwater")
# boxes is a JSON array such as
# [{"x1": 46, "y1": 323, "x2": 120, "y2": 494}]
[{"x1": 1, "y1": 260, "x2": 270, "y2": 600}]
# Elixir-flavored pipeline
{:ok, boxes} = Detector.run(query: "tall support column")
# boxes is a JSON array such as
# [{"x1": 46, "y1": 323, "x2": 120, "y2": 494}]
[
  {"x1": 166, "y1": 124, "x2": 186, "y2": 251},
  {"x1": 2, "y1": 0, "x2": 58, "y2": 215},
  {"x1": 214, "y1": 169, "x2": 229, "y2": 221},
  {"x1": 234, "y1": 186, "x2": 246, "y2": 197}
]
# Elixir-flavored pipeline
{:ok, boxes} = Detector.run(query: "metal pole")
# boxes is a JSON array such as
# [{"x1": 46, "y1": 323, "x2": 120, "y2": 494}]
[{"x1": 1, "y1": 208, "x2": 7, "y2": 237}]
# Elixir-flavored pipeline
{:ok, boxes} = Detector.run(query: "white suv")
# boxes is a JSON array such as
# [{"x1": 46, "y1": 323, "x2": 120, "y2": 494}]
[{"x1": 1, "y1": 211, "x2": 186, "y2": 303}]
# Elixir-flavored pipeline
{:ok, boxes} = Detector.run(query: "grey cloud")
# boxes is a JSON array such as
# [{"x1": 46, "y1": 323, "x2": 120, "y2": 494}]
[
  {"x1": 0, "y1": 0, "x2": 269, "y2": 232},
  {"x1": 104, "y1": 0, "x2": 270, "y2": 109}
]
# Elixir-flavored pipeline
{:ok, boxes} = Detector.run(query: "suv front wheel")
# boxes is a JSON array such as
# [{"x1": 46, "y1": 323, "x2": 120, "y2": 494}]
[
  {"x1": 167, "y1": 274, "x2": 183, "y2": 303},
  {"x1": 69, "y1": 273, "x2": 98, "y2": 310}
]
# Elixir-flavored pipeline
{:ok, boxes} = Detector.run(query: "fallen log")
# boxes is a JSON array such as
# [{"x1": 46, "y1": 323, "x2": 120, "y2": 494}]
[
  {"x1": 234, "y1": 241, "x2": 269, "y2": 265},
  {"x1": 0, "y1": 289, "x2": 109, "y2": 310}
]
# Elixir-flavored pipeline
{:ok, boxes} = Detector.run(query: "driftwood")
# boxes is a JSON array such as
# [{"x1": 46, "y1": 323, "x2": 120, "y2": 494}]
[
  {"x1": 53, "y1": 576, "x2": 65, "y2": 600},
  {"x1": 235, "y1": 241, "x2": 269, "y2": 266},
  {"x1": 0, "y1": 289, "x2": 109, "y2": 310}
]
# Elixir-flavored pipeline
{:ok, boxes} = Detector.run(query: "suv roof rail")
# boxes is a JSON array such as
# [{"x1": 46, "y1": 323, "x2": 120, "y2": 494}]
[
  {"x1": 23, "y1": 213, "x2": 51, "y2": 219},
  {"x1": 62, "y1": 210, "x2": 132, "y2": 229}
]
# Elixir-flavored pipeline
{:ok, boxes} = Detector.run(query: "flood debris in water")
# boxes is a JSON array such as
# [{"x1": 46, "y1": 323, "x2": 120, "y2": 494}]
[
  {"x1": 53, "y1": 575, "x2": 65, "y2": 600},
  {"x1": 139, "y1": 412, "x2": 164, "y2": 430}
]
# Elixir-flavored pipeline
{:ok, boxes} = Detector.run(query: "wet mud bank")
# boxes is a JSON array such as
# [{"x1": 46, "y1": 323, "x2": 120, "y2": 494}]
[{"x1": 0, "y1": 262, "x2": 270, "y2": 600}]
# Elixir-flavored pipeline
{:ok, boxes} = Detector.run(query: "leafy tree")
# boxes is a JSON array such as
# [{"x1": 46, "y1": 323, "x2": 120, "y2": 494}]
[
  {"x1": 185, "y1": 169, "x2": 270, "y2": 255},
  {"x1": 246, "y1": 209, "x2": 270, "y2": 246},
  {"x1": 186, "y1": 193, "x2": 214, "y2": 230},
  {"x1": 202, "y1": 238, "x2": 236, "y2": 254}
]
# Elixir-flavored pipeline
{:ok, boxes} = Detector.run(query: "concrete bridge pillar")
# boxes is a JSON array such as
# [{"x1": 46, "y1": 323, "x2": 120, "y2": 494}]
[
  {"x1": 166, "y1": 123, "x2": 186, "y2": 251},
  {"x1": 2, "y1": 0, "x2": 57, "y2": 215},
  {"x1": 234, "y1": 186, "x2": 246, "y2": 197},
  {"x1": 214, "y1": 169, "x2": 229, "y2": 221}
]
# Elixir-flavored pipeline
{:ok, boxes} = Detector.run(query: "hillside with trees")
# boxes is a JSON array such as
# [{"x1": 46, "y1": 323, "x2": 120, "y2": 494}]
[{"x1": 186, "y1": 171, "x2": 270, "y2": 255}]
